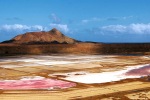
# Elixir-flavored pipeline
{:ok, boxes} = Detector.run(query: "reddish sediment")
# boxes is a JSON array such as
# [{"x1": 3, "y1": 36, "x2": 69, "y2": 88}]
[
  {"x1": 125, "y1": 64, "x2": 150, "y2": 76},
  {"x1": 0, "y1": 78, "x2": 76, "y2": 90}
]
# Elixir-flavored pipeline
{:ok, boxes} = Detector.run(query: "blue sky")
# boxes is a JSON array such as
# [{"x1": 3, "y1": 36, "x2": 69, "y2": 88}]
[{"x1": 0, "y1": 0, "x2": 150, "y2": 42}]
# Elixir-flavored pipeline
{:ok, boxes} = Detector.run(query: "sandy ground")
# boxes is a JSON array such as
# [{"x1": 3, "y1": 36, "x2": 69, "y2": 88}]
[{"x1": 0, "y1": 55, "x2": 150, "y2": 100}]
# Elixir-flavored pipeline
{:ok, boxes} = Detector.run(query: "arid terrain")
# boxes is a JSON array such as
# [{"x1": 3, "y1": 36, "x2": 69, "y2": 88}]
[
  {"x1": 1, "y1": 0, "x2": 150, "y2": 99},
  {"x1": 0, "y1": 54, "x2": 150, "y2": 100},
  {"x1": 0, "y1": 29, "x2": 150, "y2": 100},
  {"x1": 1, "y1": 29, "x2": 150, "y2": 55}
]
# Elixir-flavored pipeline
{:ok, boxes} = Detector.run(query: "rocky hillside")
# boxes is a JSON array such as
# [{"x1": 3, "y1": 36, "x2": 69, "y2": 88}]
[{"x1": 2, "y1": 28, "x2": 77, "y2": 44}]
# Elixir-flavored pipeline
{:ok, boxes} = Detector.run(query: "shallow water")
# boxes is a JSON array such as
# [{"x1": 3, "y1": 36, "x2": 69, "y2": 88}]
[
  {"x1": 0, "y1": 76, "x2": 76, "y2": 90},
  {"x1": 125, "y1": 64, "x2": 150, "y2": 76}
]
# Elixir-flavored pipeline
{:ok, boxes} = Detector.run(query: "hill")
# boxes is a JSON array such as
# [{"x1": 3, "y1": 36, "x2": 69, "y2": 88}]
[
  {"x1": 1, "y1": 28, "x2": 150, "y2": 55},
  {"x1": 2, "y1": 28, "x2": 77, "y2": 44}
]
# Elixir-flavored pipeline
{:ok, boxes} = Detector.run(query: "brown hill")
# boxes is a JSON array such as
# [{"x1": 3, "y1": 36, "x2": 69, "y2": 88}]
[{"x1": 2, "y1": 28, "x2": 77, "y2": 44}]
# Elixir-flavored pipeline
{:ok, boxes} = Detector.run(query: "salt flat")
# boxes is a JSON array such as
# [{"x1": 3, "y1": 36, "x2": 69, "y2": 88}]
[
  {"x1": 0, "y1": 54, "x2": 150, "y2": 99},
  {"x1": 63, "y1": 64, "x2": 149, "y2": 84}
]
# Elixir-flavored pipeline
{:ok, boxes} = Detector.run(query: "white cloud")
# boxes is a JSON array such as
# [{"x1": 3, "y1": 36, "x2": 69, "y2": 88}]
[
  {"x1": 81, "y1": 19, "x2": 89, "y2": 23},
  {"x1": 1, "y1": 24, "x2": 30, "y2": 30},
  {"x1": 50, "y1": 13, "x2": 61, "y2": 24},
  {"x1": 0, "y1": 24, "x2": 44, "y2": 31},
  {"x1": 106, "y1": 16, "x2": 133, "y2": 21},
  {"x1": 0, "y1": 23, "x2": 69, "y2": 33},
  {"x1": 100, "y1": 23, "x2": 150, "y2": 34},
  {"x1": 31, "y1": 25, "x2": 43, "y2": 31},
  {"x1": 81, "y1": 17, "x2": 101, "y2": 24},
  {"x1": 81, "y1": 16, "x2": 134, "y2": 24},
  {"x1": 101, "y1": 25, "x2": 126, "y2": 33},
  {"x1": 129, "y1": 23, "x2": 150, "y2": 33},
  {"x1": 50, "y1": 23, "x2": 69, "y2": 33},
  {"x1": 122, "y1": 16, "x2": 133, "y2": 20}
]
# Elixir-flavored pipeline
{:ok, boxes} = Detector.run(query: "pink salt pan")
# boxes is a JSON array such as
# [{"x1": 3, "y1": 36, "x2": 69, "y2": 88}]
[
  {"x1": 0, "y1": 77, "x2": 76, "y2": 90},
  {"x1": 125, "y1": 64, "x2": 150, "y2": 76}
]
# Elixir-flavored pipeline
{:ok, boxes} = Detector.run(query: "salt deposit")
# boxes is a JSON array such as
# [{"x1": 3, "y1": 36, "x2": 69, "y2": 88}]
[
  {"x1": 63, "y1": 64, "x2": 149, "y2": 84},
  {"x1": 0, "y1": 55, "x2": 117, "y2": 68}
]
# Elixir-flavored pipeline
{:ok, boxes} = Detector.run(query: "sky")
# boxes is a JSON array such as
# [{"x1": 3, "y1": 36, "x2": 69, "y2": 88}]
[{"x1": 0, "y1": 0, "x2": 150, "y2": 43}]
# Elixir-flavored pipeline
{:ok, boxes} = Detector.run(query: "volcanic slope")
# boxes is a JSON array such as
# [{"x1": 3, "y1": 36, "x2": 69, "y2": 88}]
[{"x1": 3, "y1": 28, "x2": 77, "y2": 44}]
